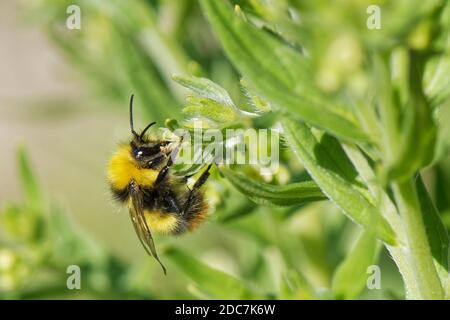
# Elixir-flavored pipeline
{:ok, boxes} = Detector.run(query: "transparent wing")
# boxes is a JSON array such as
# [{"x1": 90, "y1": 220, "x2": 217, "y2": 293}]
[{"x1": 128, "y1": 183, "x2": 167, "y2": 275}]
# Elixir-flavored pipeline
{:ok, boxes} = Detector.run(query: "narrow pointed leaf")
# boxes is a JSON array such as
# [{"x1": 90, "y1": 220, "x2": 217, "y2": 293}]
[
  {"x1": 416, "y1": 175, "x2": 450, "y2": 286},
  {"x1": 221, "y1": 168, "x2": 326, "y2": 207},
  {"x1": 165, "y1": 247, "x2": 265, "y2": 299},
  {"x1": 200, "y1": 0, "x2": 368, "y2": 142},
  {"x1": 332, "y1": 231, "x2": 381, "y2": 299},
  {"x1": 17, "y1": 146, "x2": 42, "y2": 210},
  {"x1": 280, "y1": 115, "x2": 397, "y2": 245}
]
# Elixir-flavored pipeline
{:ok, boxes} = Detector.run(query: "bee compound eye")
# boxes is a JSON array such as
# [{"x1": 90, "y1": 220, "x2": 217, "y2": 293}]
[{"x1": 132, "y1": 146, "x2": 143, "y2": 159}]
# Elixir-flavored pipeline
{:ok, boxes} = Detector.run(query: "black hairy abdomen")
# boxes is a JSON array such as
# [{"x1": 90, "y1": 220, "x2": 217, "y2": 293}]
[{"x1": 111, "y1": 178, "x2": 207, "y2": 235}]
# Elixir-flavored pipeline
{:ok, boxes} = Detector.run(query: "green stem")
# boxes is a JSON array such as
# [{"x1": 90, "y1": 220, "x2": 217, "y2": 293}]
[
  {"x1": 393, "y1": 178, "x2": 444, "y2": 299},
  {"x1": 343, "y1": 144, "x2": 422, "y2": 298}
]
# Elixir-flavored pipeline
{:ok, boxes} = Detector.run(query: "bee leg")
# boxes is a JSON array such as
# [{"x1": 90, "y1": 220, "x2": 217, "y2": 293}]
[
  {"x1": 162, "y1": 191, "x2": 185, "y2": 233},
  {"x1": 182, "y1": 164, "x2": 212, "y2": 215},
  {"x1": 155, "y1": 165, "x2": 170, "y2": 185},
  {"x1": 155, "y1": 139, "x2": 184, "y2": 185},
  {"x1": 164, "y1": 191, "x2": 182, "y2": 215},
  {"x1": 192, "y1": 164, "x2": 212, "y2": 190},
  {"x1": 166, "y1": 137, "x2": 183, "y2": 167}
]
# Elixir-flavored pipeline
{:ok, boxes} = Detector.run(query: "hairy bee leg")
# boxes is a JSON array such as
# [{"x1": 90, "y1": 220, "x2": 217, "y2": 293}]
[
  {"x1": 192, "y1": 164, "x2": 212, "y2": 190},
  {"x1": 155, "y1": 165, "x2": 170, "y2": 185},
  {"x1": 155, "y1": 139, "x2": 184, "y2": 185},
  {"x1": 164, "y1": 190, "x2": 183, "y2": 215},
  {"x1": 182, "y1": 164, "x2": 212, "y2": 215},
  {"x1": 166, "y1": 138, "x2": 183, "y2": 167}
]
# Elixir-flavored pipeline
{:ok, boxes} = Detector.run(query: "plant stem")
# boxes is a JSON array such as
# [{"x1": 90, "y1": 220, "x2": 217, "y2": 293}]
[
  {"x1": 343, "y1": 144, "x2": 422, "y2": 298},
  {"x1": 392, "y1": 178, "x2": 445, "y2": 299}
]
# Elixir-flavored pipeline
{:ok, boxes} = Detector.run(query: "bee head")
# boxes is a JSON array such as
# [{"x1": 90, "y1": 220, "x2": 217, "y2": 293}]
[
  {"x1": 130, "y1": 139, "x2": 168, "y2": 167},
  {"x1": 129, "y1": 94, "x2": 169, "y2": 168}
]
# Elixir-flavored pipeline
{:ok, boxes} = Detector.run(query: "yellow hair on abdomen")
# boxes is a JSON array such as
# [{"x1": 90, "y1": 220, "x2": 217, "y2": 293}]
[
  {"x1": 144, "y1": 210, "x2": 179, "y2": 234},
  {"x1": 107, "y1": 144, "x2": 158, "y2": 190}
]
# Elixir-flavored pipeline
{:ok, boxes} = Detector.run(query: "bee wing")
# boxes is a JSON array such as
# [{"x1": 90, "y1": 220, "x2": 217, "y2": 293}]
[{"x1": 128, "y1": 183, "x2": 167, "y2": 275}]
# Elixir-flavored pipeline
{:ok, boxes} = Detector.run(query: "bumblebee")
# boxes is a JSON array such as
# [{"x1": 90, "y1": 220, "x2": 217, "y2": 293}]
[{"x1": 107, "y1": 95, "x2": 211, "y2": 274}]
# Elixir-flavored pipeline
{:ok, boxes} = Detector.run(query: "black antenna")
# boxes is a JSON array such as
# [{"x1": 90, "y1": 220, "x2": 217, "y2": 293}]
[
  {"x1": 129, "y1": 94, "x2": 139, "y2": 139},
  {"x1": 139, "y1": 122, "x2": 157, "y2": 140}
]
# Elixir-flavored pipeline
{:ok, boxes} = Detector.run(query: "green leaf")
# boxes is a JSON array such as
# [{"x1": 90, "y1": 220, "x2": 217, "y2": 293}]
[
  {"x1": 17, "y1": 146, "x2": 41, "y2": 210},
  {"x1": 1, "y1": 204, "x2": 43, "y2": 243},
  {"x1": 173, "y1": 74, "x2": 241, "y2": 126},
  {"x1": 279, "y1": 270, "x2": 316, "y2": 300},
  {"x1": 392, "y1": 53, "x2": 436, "y2": 180},
  {"x1": 183, "y1": 98, "x2": 237, "y2": 124},
  {"x1": 221, "y1": 167, "x2": 326, "y2": 207},
  {"x1": 341, "y1": 144, "x2": 423, "y2": 299},
  {"x1": 332, "y1": 231, "x2": 381, "y2": 299},
  {"x1": 426, "y1": 33, "x2": 450, "y2": 109},
  {"x1": 428, "y1": 69, "x2": 450, "y2": 109},
  {"x1": 434, "y1": 101, "x2": 450, "y2": 162},
  {"x1": 47, "y1": 204, "x2": 106, "y2": 268},
  {"x1": 240, "y1": 78, "x2": 271, "y2": 114},
  {"x1": 173, "y1": 74, "x2": 236, "y2": 108},
  {"x1": 416, "y1": 175, "x2": 450, "y2": 286},
  {"x1": 374, "y1": 51, "x2": 437, "y2": 180},
  {"x1": 365, "y1": 0, "x2": 446, "y2": 49},
  {"x1": 42, "y1": 1, "x2": 181, "y2": 124},
  {"x1": 313, "y1": 133, "x2": 374, "y2": 203},
  {"x1": 165, "y1": 247, "x2": 265, "y2": 299},
  {"x1": 200, "y1": 0, "x2": 368, "y2": 142},
  {"x1": 280, "y1": 115, "x2": 397, "y2": 245}
]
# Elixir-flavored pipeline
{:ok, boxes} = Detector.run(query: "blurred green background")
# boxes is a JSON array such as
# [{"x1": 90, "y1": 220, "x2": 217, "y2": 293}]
[{"x1": 1, "y1": 0, "x2": 449, "y2": 300}]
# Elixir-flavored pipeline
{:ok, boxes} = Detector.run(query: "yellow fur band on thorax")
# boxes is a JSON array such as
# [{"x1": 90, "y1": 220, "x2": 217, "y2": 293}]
[{"x1": 107, "y1": 144, "x2": 158, "y2": 190}]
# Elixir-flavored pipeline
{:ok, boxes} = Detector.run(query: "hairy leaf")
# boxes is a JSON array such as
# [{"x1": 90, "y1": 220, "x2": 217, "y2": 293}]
[
  {"x1": 173, "y1": 74, "x2": 236, "y2": 108},
  {"x1": 200, "y1": 0, "x2": 368, "y2": 142},
  {"x1": 281, "y1": 115, "x2": 397, "y2": 245},
  {"x1": 221, "y1": 167, "x2": 326, "y2": 207}
]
